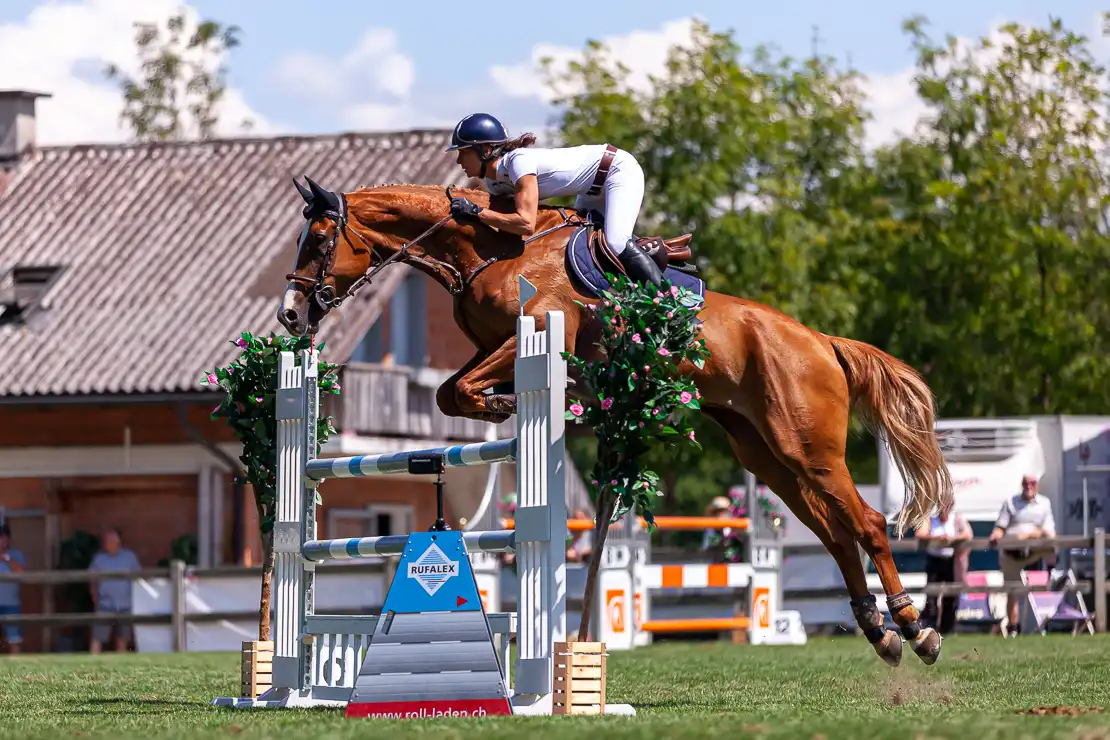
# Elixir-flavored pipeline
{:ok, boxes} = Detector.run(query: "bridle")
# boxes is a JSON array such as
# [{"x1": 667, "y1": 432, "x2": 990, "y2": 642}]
[{"x1": 286, "y1": 185, "x2": 582, "y2": 311}]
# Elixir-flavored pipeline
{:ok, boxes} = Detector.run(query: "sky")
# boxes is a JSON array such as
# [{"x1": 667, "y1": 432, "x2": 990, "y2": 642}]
[{"x1": 0, "y1": 0, "x2": 1104, "y2": 149}]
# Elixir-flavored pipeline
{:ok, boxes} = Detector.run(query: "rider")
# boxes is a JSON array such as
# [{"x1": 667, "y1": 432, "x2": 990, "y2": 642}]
[{"x1": 444, "y1": 112, "x2": 664, "y2": 286}]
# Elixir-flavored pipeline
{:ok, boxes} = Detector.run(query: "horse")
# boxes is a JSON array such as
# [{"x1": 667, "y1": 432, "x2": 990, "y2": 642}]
[{"x1": 278, "y1": 176, "x2": 954, "y2": 667}]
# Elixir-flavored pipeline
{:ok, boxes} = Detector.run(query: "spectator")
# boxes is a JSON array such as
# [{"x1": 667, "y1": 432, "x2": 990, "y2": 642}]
[
  {"x1": 88, "y1": 528, "x2": 141, "y2": 654},
  {"x1": 915, "y1": 502, "x2": 972, "y2": 634},
  {"x1": 989, "y1": 473, "x2": 1057, "y2": 636},
  {"x1": 0, "y1": 523, "x2": 26, "y2": 655},
  {"x1": 701, "y1": 496, "x2": 733, "y2": 550},
  {"x1": 566, "y1": 509, "x2": 594, "y2": 563}
]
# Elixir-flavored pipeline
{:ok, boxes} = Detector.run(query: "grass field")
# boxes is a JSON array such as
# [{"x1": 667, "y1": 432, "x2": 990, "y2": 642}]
[{"x1": 0, "y1": 634, "x2": 1106, "y2": 740}]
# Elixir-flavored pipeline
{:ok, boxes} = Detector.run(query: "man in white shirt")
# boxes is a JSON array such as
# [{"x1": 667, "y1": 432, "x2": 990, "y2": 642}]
[{"x1": 989, "y1": 473, "x2": 1056, "y2": 635}]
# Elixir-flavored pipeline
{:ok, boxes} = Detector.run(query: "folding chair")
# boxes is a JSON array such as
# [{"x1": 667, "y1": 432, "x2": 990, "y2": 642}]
[
  {"x1": 1021, "y1": 569, "x2": 1095, "y2": 636},
  {"x1": 955, "y1": 571, "x2": 1002, "y2": 634}
]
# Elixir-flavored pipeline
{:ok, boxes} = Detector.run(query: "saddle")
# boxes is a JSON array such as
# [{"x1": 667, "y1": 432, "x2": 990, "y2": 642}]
[{"x1": 582, "y1": 214, "x2": 700, "y2": 278}]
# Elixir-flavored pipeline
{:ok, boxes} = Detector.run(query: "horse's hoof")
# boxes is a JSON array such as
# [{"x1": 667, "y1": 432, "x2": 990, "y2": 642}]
[
  {"x1": 873, "y1": 629, "x2": 903, "y2": 667},
  {"x1": 910, "y1": 627, "x2": 942, "y2": 665}
]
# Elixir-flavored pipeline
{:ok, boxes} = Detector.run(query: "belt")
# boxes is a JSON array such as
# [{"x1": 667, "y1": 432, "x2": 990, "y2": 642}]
[{"x1": 586, "y1": 144, "x2": 617, "y2": 197}]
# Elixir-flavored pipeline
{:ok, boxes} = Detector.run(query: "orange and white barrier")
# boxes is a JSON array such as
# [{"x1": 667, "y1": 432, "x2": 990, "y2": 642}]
[{"x1": 592, "y1": 531, "x2": 807, "y2": 650}]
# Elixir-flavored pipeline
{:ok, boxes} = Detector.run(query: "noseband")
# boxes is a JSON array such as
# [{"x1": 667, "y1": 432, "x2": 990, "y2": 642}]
[{"x1": 285, "y1": 187, "x2": 458, "y2": 310}]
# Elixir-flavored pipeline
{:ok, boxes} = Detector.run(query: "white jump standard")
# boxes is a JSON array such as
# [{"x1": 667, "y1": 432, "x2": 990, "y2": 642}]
[{"x1": 212, "y1": 304, "x2": 635, "y2": 716}]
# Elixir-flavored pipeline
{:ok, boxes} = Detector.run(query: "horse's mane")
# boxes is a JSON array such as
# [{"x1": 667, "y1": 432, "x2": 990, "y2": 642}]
[{"x1": 349, "y1": 182, "x2": 576, "y2": 217}]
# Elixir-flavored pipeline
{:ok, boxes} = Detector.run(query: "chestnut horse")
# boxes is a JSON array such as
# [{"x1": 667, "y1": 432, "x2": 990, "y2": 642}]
[{"x1": 278, "y1": 177, "x2": 954, "y2": 667}]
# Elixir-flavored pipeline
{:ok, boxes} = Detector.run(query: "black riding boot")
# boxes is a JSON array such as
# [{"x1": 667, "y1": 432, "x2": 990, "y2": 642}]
[{"x1": 618, "y1": 241, "x2": 664, "y2": 287}]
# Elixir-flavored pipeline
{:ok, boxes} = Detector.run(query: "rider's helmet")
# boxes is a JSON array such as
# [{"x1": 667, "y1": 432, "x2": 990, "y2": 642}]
[{"x1": 445, "y1": 113, "x2": 510, "y2": 152}]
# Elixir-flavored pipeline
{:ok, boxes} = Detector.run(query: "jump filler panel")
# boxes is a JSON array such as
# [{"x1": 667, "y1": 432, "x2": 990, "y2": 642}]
[{"x1": 344, "y1": 530, "x2": 513, "y2": 719}]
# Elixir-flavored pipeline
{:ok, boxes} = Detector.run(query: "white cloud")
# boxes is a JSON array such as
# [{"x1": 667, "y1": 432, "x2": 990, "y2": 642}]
[
  {"x1": 490, "y1": 18, "x2": 701, "y2": 103},
  {"x1": 273, "y1": 27, "x2": 433, "y2": 130},
  {"x1": 0, "y1": 0, "x2": 277, "y2": 145},
  {"x1": 857, "y1": 15, "x2": 1104, "y2": 150}
]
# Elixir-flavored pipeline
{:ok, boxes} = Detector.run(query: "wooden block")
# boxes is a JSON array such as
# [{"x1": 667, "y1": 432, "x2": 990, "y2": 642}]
[
  {"x1": 552, "y1": 640, "x2": 608, "y2": 715},
  {"x1": 240, "y1": 640, "x2": 274, "y2": 699}
]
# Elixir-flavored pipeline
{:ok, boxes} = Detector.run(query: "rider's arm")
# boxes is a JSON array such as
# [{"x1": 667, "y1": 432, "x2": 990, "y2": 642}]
[{"x1": 476, "y1": 174, "x2": 538, "y2": 236}]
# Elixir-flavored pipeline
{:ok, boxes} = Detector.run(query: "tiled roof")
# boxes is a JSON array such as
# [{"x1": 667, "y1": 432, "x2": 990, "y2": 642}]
[{"x1": 0, "y1": 129, "x2": 467, "y2": 398}]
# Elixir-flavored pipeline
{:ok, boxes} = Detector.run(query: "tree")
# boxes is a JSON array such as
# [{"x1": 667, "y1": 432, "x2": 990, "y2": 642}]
[
  {"x1": 105, "y1": 9, "x2": 251, "y2": 141},
  {"x1": 542, "y1": 22, "x2": 883, "y2": 505},
  {"x1": 855, "y1": 16, "x2": 1110, "y2": 418}
]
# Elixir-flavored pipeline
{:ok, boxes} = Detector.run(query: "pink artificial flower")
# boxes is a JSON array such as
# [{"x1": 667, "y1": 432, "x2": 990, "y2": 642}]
[
  {"x1": 569, "y1": 403, "x2": 585, "y2": 417},
  {"x1": 666, "y1": 312, "x2": 673, "y2": 319},
  {"x1": 206, "y1": 373, "x2": 218, "y2": 384},
  {"x1": 670, "y1": 285, "x2": 679, "y2": 297},
  {"x1": 688, "y1": 430, "x2": 697, "y2": 442},
  {"x1": 680, "y1": 391, "x2": 693, "y2": 404},
  {"x1": 658, "y1": 347, "x2": 671, "y2": 356},
  {"x1": 631, "y1": 372, "x2": 638, "y2": 380},
  {"x1": 645, "y1": 327, "x2": 652, "y2": 334},
  {"x1": 653, "y1": 297, "x2": 661, "y2": 305},
  {"x1": 631, "y1": 333, "x2": 642, "y2": 343},
  {"x1": 695, "y1": 390, "x2": 702, "y2": 399},
  {"x1": 614, "y1": 304, "x2": 621, "y2": 312},
  {"x1": 601, "y1": 397, "x2": 614, "y2": 410},
  {"x1": 235, "y1": 338, "x2": 248, "y2": 348}
]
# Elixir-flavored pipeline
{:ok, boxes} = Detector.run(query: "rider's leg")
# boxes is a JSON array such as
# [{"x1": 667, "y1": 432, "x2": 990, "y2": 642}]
[{"x1": 600, "y1": 154, "x2": 663, "y2": 286}]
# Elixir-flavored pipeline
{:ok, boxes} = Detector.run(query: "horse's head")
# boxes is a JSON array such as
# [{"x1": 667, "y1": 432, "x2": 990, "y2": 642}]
[
  {"x1": 277, "y1": 176, "x2": 373, "y2": 336},
  {"x1": 278, "y1": 179, "x2": 486, "y2": 337}
]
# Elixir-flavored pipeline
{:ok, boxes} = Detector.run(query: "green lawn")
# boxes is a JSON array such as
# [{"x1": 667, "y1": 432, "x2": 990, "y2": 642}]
[{"x1": 0, "y1": 635, "x2": 1105, "y2": 739}]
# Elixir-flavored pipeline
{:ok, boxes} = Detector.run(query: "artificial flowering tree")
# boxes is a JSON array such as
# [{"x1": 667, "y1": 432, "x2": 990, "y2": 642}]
[
  {"x1": 200, "y1": 333, "x2": 341, "y2": 640},
  {"x1": 566, "y1": 274, "x2": 710, "y2": 641}
]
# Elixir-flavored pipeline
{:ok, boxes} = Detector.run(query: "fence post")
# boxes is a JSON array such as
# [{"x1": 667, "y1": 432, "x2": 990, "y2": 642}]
[
  {"x1": 1094, "y1": 528, "x2": 1106, "y2": 634},
  {"x1": 170, "y1": 559, "x2": 187, "y2": 651}
]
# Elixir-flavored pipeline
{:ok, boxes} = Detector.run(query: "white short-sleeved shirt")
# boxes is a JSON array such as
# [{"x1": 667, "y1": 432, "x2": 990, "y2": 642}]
[
  {"x1": 994, "y1": 493, "x2": 1056, "y2": 538},
  {"x1": 483, "y1": 144, "x2": 612, "y2": 200}
]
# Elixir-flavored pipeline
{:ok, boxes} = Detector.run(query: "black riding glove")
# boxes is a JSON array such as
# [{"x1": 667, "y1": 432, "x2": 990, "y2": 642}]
[{"x1": 450, "y1": 196, "x2": 483, "y2": 221}]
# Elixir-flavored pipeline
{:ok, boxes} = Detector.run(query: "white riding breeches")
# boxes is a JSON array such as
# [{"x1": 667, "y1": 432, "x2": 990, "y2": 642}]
[{"x1": 573, "y1": 149, "x2": 645, "y2": 255}]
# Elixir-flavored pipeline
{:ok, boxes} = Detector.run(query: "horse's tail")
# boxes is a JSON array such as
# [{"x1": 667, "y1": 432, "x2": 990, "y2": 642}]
[{"x1": 828, "y1": 336, "x2": 953, "y2": 537}]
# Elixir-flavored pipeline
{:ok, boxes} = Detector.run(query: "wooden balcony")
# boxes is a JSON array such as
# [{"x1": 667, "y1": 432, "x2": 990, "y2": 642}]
[{"x1": 326, "y1": 363, "x2": 499, "y2": 442}]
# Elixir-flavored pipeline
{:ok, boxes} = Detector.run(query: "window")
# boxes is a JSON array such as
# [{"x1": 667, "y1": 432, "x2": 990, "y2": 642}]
[
  {"x1": 347, "y1": 272, "x2": 426, "y2": 366},
  {"x1": 350, "y1": 320, "x2": 384, "y2": 363},
  {"x1": 0, "y1": 264, "x2": 63, "y2": 326},
  {"x1": 389, "y1": 273, "x2": 426, "y2": 367},
  {"x1": 325, "y1": 504, "x2": 416, "y2": 562}
]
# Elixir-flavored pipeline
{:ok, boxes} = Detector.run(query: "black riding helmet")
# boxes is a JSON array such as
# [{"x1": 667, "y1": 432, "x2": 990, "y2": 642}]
[
  {"x1": 447, "y1": 113, "x2": 510, "y2": 178},
  {"x1": 445, "y1": 113, "x2": 510, "y2": 151}
]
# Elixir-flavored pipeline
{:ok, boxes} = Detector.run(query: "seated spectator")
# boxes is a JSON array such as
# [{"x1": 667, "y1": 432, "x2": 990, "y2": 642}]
[
  {"x1": 989, "y1": 473, "x2": 1057, "y2": 636},
  {"x1": 566, "y1": 509, "x2": 594, "y2": 563},
  {"x1": 701, "y1": 496, "x2": 733, "y2": 550},
  {"x1": 0, "y1": 523, "x2": 26, "y2": 655},
  {"x1": 915, "y1": 503, "x2": 971, "y2": 634},
  {"x1": 88, "y1": 528, "x2": 141, "y2": 654}
]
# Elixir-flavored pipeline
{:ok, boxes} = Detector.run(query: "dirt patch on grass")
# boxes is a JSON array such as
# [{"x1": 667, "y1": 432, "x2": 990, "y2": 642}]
[{"x1": 1015, "y1": 706, "x2": 1104, "y2": 716}]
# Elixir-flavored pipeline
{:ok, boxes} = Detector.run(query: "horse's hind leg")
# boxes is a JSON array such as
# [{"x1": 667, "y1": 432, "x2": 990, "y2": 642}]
[
  {"x1": 749, "y1": 387, "x2": 941, "y2": 667},
  {"x1": 704, "y1": 408, "x2": 905, "y2": 667},
  {"x1": 826, "y1": 465, "x2": 942, "y2": 665}
]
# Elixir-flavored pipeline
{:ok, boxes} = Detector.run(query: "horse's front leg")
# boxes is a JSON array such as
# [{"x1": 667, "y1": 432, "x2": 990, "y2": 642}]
[
  {"x1": 436, "y1": 348, "x2": 490, "y2": 418},
  {"x1": 453, "y1": 337, "x2": 519, "y2": 423}
]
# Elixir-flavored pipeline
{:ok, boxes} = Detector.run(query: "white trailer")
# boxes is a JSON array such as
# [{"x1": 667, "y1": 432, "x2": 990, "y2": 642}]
[{"x1": 879, "y1": 415, "x2": 1110, "y2": 537}]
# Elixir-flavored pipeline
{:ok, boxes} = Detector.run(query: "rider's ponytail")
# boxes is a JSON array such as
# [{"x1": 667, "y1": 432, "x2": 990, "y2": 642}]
[{"x1": 498, "y1": 133, "x2": 537, "y2": 153}]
